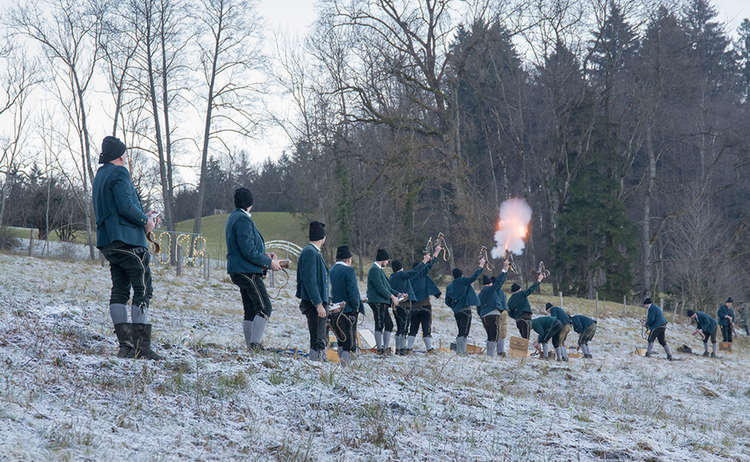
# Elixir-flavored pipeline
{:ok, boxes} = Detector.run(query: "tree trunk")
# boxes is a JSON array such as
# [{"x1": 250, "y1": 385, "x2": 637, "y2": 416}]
[{"x1": 643, "y1": 124, "x2": 655, "y2": 295}]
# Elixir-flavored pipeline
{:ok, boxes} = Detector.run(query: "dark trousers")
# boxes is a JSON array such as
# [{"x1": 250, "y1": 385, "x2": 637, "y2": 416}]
[
  {"x1": 102, "y1": 243, "x2": 152, "y2": 308},
  {"x1": 300, "y1": 300, "x2": 328, "y2": 351},
  {"x1": 230, "y1": 273, "x2": 272, "y2": 321},
  {"x1": 578, "y1": 323, "x2": 597, "y2": 345},
  {"x1": 720, "y1": 324, "x2": 733, "y2": 342},
  {"x1": 394, "y1": 303, "x2": 411, "y2": 336},
  {"x1": 515, "y1": 312, "x2": 532, "y2": 339},
  {"x1": 702, "y1": 329, "x2": 717, "y2": 344},
  {"x1": 648, "y1": 326, "x2": 667, "y2": 346},
  {"x1": 409, "y1": 304, "x2": 432, "y2": 337},
  {"x1": 370, "y1": 302, "x2": 393, "y2": 333},
  {"x1": 330, "y1": 311, "x2": 357, "y2": 351},
  {"x1": 454, "y1": 309, "x2": 472, "y2": 337},
  {"x1": 543, "y1": 320, "x2": 563, "y2": 348},
  {"x1": 481, "y1": 314, "x2": 500, "y2": 342}
]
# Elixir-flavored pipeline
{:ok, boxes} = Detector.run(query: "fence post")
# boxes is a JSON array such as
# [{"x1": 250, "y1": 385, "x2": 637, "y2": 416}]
[
  {"x1": 176, "y1": 245, "x2": 182, "y2": 276},
  {"x1": 595, "y1": 290, "x2": 599, "y2": 316},
  {"x1": 623, "y1": 295, "x2": 627, "y2": 316},
  {"x1": 28, "y1": 229, "x2": 34, "y2": 256},
  {"x1": 559, "y1": 291, "x2": 563, "y2": 308}
]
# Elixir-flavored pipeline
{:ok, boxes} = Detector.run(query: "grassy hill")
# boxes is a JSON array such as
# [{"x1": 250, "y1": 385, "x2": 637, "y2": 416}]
[{"x1": 176, "y1": 212, "x2": 308, "y2": 259}]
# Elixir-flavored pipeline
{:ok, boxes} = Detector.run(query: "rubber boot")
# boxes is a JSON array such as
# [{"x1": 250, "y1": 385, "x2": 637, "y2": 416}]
[
  {"x1": 542, "y1": 342, "x2": 550, "y2": 360},
  {"x1": 664, "y1": 344, "x2": 673, "y2": 361},
  {"x1": 702, "y1": 342, "x2": 709, "y2": 357},
  {"x1": 486, "y1": 340, "x2": 497, "y2": 357},
  {"x1": 424, "y1": 336, "x2": 434, "y2": 353},
  {"x1": 645, "y1": 342, "x2": 654, "y2": 357},
  {"x1": 497, "y1": 338, "x2": 505, "y2": 357},
  {"x1": 113, "y1": 323, "x2": 135, "y2": 358},
  {"x1": 132, "y1": 323, "x2": 163, "y2": 360},
  {"x1": 250, "y1": 316, "x2": 267, "y2": 351}
]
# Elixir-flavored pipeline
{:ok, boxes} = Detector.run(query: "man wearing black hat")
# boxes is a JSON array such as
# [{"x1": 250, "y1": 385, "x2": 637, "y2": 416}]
[
  {"x1": 507, "y1": 272, "x2": 545, "y2": 339},
  {"x1": 642, "y1": 298, "x2": 672, "y2": 360},
  {"x1": 531, "y1": 316, "x2": 563, "y2": 360},
  {"x1": 389, "y1": 247, "x2": 442, "y2": 355},
  {"x1": 296, "y1": 221, "x2": 330, "y2": 361},
  {"x1": 445, "y1": 256, "x2": 486, "y2": 355},
  {"x1": 477, "y1": 259, "x2": 510, "y2": 356},
  {"x1": 367, "y1": 248, "x2": 401, "y2": 355},
  {"x1": 226, "y1": 187, "x2": 282, "y2": 351},
  {"x1": 329, "y1": 245, "x2": 363, "y2": 366},
  {"x1": 570, "y1": 314, "x2": 597, "y2": 358},
  {"x1": 717, "y1": 298, "x2": 735, "y2": 344},
  {"x1": 686, "y1": 309, "x2": 718, "y2": 357},
  {"x1": 93, "y1": 136, "x2": 161, "y2": 360}
]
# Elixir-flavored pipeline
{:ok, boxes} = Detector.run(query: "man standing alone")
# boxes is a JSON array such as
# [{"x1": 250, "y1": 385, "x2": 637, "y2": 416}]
[{"x1": 93, "y1": 136, "x2": 161, "y2": 360}]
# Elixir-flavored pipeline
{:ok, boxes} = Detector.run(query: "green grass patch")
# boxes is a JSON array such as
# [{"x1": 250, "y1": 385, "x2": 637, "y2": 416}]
[{"x1": 176, "y1": 212, "x2": 308, "y2": 259}]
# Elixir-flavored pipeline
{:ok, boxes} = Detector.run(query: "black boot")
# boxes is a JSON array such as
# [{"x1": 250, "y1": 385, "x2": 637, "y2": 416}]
[
  {"x1": 132, "y1": 323, "x2": 164, "y2": 360},
  {"x1": 114, "y1": 323, "x2": 135, "y2": 358}
]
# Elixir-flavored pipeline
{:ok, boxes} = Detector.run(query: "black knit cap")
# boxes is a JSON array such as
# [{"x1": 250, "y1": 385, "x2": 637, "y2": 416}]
[
  {"x1": 481, "y1": 275, "x2": 492, "y2": 285},
  {"x1": 98, "y1": 136, "x2": 126, "y2": 163},
  {"x1": 309, "y1": 221, "x2": 326, "y2": 241},
  {"x1": 234, "y1": 187, "x2": 253, "y2": 209},
  {"x1": 336, "y1": 245, "x2": 352, "y2": 260},
  {"x1": 545, "y1": 302, "x2": 553, "y2": 310},
  {"x1": 452, "y1": 268, "x2": 463, "y2": 279},
  {"x1": 686, "y1": 309, "x2": 695, "y2": 317},
  {"x1": 726, "y1": 297, "x2": 733, "y2": 303},
  {"x1": 511, "y1": 283, "x2": 521, "y2": 292},
  {"x1": 375, "y1": 248, "x2": 389, "y2": 261},
  {"x1": 391, "y1": 260, "x2": 403, "y2": 272},
  {"x1": 643, "y1": 297, "x2": 652, "y2": 306}
]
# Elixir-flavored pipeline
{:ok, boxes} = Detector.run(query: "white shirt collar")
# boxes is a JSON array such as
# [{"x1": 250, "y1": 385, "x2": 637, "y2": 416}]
[
  {"x1": 334, "y1": 261, "x2": 349, "y2": 267},
  {"x1": 374, "y1": 261, "x2": 383, "y2": 269},
  {"x1": 310, "y1": 242, "x2": 320, "y2": 252},
  {"x1": 241, "y1": 209, "x2": 252, "y2": 218}
]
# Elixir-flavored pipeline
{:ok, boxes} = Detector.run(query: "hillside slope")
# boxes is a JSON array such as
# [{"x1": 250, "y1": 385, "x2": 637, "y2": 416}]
[{"x1": 1, "y1": 253, "x2": 749, "y2": 461}]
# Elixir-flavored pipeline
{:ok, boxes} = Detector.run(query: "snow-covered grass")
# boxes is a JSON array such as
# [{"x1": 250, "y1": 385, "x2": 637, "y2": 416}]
[{"x1": 1, "y1": 252, "x2": 749, "y2": 461}]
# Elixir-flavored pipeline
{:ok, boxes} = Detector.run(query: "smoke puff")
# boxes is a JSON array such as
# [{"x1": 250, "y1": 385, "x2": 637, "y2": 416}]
[{"x1": 491, "y1": 198, "x2": 532, "y2": 259}]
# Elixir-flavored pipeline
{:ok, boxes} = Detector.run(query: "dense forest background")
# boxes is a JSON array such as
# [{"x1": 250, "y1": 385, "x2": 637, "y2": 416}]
[{"x1": 2, "y1": 0, "x2": 750, "y2": 310}]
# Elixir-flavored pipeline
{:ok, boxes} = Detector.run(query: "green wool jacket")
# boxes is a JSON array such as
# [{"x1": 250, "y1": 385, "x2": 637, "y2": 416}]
[
  {"x1": 507, "y1": 281, "x2": 540, "y2": 319},
  {"x1": 330, "y1": 262, "x2": 363, "y2": 314},
  {"x1": 367, "y1": 263, "x2": 399, "y2": 304},
  {"x1": 92, "y1": 163, "x2": 149, "y2": 249},
  {"x1": 295, "y1": 244, "x2": 330, "y2": 306}
]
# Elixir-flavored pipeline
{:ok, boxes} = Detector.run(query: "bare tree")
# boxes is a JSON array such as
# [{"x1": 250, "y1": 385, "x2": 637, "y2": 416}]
[
  {"x1": 10, "y1": 0, "x2": 107, "y2": 260},
  {"x1": 191, "y1": 0, "x2": 265, "y2": 235}
]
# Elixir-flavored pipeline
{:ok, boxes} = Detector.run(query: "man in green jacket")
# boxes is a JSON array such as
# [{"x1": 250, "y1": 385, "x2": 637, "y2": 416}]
[
  {"x1": 225, "y1": 187, "x2": 282, "y2": 351},
  {"x1": 296, "y1": 222, "x2": 330, "y2": 361},
  {"x1": 686, "y1": 309, "x2": 718, "y2": 358},
  {"x1": 367, "y1": 248, "x2": 401, "y2": 355},
  {"x1": 92, "y1": 136, "x2": 161, "y2": 360},
  {"x1": 329, "y1": 245, "x2": 362, "y2": 366},
  {"x1": 507, "y1": 272, "x2": 545, "y2": 339},
  {"x1": 531, "y1": 316, "x2": 563, "y2": 360},
  {"x1": 717, "y1": 298, "x2": 735, "y2": 344}
]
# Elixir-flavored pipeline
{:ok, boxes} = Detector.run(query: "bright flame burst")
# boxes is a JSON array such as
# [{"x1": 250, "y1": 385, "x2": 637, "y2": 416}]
[{"x1": 491, "y1": 198, "x2": 532, "y2": 259}]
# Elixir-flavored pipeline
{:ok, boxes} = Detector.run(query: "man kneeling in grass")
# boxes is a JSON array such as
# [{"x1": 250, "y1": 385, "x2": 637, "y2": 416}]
[
  {"x1": 531, "y1": 316, "x2": 563, "y2": 360},
  {"x1": 686, "y1": 309, "x2": 718, "y2": 358}
]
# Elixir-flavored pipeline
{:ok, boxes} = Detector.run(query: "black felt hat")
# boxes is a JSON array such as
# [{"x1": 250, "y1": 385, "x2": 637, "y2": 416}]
[
  {"x1": 726, "y1": 297, "x2": 733, "y2": 303},
  {"x1": 643, "y1": 297, "x2": 652, "y2": 306},
  {"x1": 376, "y1": 248, "x2": 389, "y2": 261},
  {"x1": 452, "y1": 268, "x2": 463, "y2": 279},
  {"x1": 391, "y1": 260, "x2": 403, "y2": 272},
  {"x1": 481, "y1": 275, "x2": 492, "y2": 285},
  {"x1": 545, "y1": 302, "x2": 553, "y2": 311},
  {"x1": 98, "y1": 136, "x2": 126, "y2": 163},
  {"x1": 234, "y1": 187, "x2": 253, "y2": 209},
  {"x1": 686, "y1": 309, "x2": 696, "y2": 317},
  {"x1": 309, "y1": 221, "x2": 326, "y2": 241},
  {"x1": 511, "y1": 283, "x2": 521, "y2": 292},
  {"x1": 336, "y1": 245, "x2": 352, "y2": 260}
]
